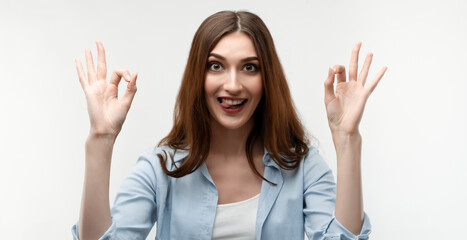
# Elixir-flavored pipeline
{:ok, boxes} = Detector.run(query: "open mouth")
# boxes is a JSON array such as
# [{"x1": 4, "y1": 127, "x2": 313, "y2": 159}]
[{"x1": 218, "y1": 97, "x2": 248, "y2": 109}]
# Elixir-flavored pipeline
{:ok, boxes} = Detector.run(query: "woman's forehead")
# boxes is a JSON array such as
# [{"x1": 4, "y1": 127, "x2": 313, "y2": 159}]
[{"x1": 210, "y1": 32, "x2": 258, "y2": 60}]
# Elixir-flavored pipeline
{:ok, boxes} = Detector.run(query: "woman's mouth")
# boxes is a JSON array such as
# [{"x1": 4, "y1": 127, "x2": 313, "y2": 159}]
[{"x1": 218, "y1": 97, "x2": 247, "y2": 113}]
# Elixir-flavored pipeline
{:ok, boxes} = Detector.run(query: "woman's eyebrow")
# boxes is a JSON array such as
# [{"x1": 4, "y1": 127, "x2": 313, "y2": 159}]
[{"x1": 209, "y1": 53, "x2": 259, "y2": 62}]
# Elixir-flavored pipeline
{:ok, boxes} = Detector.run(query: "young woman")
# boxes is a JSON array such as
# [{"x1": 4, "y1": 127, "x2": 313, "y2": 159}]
[{"x1": 72, "y1": 11, "x2": 386, "y2": 240}]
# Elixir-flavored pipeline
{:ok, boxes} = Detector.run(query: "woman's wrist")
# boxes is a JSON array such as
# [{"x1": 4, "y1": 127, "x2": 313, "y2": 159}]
[
  {"x1": 85, "y1": 133, "x2": 116, "y2": 167},
  {"x1": 87, "y1": 130, "x2": 118, "y2": 142},
  {"x1": 86, "y1": 135, "x2": 116, "y2": 149},
  {"x1": 331, "y1": 131, "x2": 362, "y2": 157},
  {"x1": 331, "y1": 130, "x2": 361, "y2": 144}
]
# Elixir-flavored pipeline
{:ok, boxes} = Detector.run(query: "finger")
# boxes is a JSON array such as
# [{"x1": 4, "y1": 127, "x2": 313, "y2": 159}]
[
  {"x1": 75, "y1": 59, "x2": 88, "y2": 91},
  {"x1": 324, "y1": 68, "x2": 336, "y2": 103},
  {"x1": 333, "y1": 65, "x2": 346, "y2": 83},
  {"x1": 85, "y1": 49, "x2": 97, "y2": 84},
  {"x1": 366, "y1": 66, "x2": 388, "y2": 94},
  {"x1": 96, "y1": 40, "x2": 107, "y2": 81},
  {"x1": 349, "y1": 42, "x2": 362, "y2": 81},
  {"x1": 358, "y1": 52, "x2": 373, "y2": 86},
  {"x1": 109, "y1": 69, "x2": 131, "y2": 87},
  {"x1": 122, "y1": 73, "x2": 138, "y2": 107}
]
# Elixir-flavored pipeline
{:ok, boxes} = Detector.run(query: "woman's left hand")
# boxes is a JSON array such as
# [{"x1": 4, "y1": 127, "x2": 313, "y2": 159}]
[{"x1": 324, "y1": 42, "x2": 387, "y2": 136}]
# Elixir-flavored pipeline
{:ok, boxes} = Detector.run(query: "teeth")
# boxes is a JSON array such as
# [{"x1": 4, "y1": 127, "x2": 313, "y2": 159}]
[
  {"x1": 222, "y1": 99, "x2": 243, "y2": 105},
  {"x1": 223, "y1": 99, "x2": 244, "y2": 105}
]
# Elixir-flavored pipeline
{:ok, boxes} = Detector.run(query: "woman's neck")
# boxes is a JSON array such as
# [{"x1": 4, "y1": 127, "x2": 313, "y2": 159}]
[{"x1": 208, "y1": 118, "x2": 262, "y2": 161}]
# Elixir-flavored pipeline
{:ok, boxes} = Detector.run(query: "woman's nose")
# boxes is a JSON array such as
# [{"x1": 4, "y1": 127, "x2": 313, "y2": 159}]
[{"x1": 223, "y1": 70, "x2": 242, "y2": 93}]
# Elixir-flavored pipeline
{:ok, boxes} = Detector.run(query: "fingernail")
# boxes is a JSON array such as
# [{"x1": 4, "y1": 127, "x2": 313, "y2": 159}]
[{"x1": 125, "y1": 74, "x2": 130, "y2": 81}]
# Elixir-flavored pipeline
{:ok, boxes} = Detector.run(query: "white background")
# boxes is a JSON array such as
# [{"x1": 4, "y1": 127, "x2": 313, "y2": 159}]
[{"x1": 0, "y1": 0, "x2": 466, "y2": 239}]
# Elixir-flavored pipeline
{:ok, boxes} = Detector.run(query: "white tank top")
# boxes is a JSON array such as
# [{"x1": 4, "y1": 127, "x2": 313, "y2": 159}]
[{"x1": 212, "y1": 193, "x2": 260, "y2": 239}]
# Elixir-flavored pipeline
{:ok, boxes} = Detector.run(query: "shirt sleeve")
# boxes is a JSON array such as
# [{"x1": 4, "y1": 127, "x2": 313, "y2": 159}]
[
  {"x1": 303, "y1": 147, "x2": 371, "y2": 240},
  {"x1": 71, "y1": 148, "x2": 159, "y2": 240}
]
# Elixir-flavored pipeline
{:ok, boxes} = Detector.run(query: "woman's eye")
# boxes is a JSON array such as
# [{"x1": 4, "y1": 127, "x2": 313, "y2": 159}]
[
  {"x1": 243, "y1": 64, "x2": 258, "y2": 72},
  {"x1": 208, "y1": 62, "x2": 223, "y2": 71}
]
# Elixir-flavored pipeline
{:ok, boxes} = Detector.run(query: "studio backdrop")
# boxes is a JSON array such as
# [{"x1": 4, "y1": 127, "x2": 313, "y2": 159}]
[{"x1": 0, "y1": 0, "x2": 466, "y2": 239}]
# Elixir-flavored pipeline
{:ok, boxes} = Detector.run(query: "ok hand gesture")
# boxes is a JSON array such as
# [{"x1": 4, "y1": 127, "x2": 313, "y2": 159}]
[
  {"x1": 75, "y1": 41, "x2": 138, "y2": 138},
  {"x1": 324, "y1": 42, "x2": 387, "y2": 136}
]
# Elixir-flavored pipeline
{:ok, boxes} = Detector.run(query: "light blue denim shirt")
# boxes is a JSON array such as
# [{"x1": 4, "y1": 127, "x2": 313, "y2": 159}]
[{"x1": 72, "y1": 146, "x2": 371, "y2": 239}]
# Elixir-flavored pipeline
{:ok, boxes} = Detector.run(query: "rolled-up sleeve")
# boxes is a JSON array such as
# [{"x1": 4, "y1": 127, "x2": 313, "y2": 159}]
[
  {"x1": 323, "y1": 211, "x2": 371, "y2": 240},
  {"x1": 71, "y1": 149, "x2": 158, "y2": 239},
  {"x1": 303, "y1": 147, "x2": 371, "y2": 240},
  {"x1": 72, "y1": 220, "x2": 117, "y2": 240}
]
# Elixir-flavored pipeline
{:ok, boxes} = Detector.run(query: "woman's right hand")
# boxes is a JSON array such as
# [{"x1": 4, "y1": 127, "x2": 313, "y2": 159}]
[{"x1": 75, "y1": 41, "x2": 138, "y2": 138}]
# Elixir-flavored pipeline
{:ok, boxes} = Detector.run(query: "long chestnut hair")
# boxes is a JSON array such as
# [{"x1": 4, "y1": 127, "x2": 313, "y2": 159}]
[{"x1": 157, "y1": 10, "x2": 309, "y2": 184}]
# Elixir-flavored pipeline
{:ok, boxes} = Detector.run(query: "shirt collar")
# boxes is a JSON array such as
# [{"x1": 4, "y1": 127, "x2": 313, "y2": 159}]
[
  {"x1": 171, "y1": 146, "x2": 279, "y2": 169},
  {"x1": 173, "y1": 148, "x2": 189, "y2": 163},
  {"x1": 262, "y1": 146, "x2": 279, "y2": 168}
]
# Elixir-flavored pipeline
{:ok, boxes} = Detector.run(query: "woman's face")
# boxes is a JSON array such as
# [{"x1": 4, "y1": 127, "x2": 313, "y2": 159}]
[{"x1": 204, "y1": 32, "x2": 263, "y2": 131}]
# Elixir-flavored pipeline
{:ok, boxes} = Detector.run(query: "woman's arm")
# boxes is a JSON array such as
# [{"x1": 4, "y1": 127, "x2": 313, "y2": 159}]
[
  {"x1": 332, "y1": 132, "x2": 363, "y2": 235},
  {"x1": 75, "y1": 41, "x2": 138, "y2": 240},
  {"x1": 79, "y1": 135, "x2": 115, "y2": 239},
  {"x1": 324, "y1": 42, "x2": 387, "y2": 235}
]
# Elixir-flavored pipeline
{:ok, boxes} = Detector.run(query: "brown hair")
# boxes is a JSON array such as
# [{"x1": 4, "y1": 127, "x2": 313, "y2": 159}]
[{"x1": 157, "y1": 10, "x2": 309, "y2": 184}]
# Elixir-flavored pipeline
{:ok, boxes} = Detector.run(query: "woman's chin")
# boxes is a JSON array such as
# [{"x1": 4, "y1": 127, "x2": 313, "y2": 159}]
[
  {"x1": 218, "y1": 121, "x2": 246, "y2": 130},
  {"x1": 212, "y1": 117, "x2": 253, "y2": 131}
]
